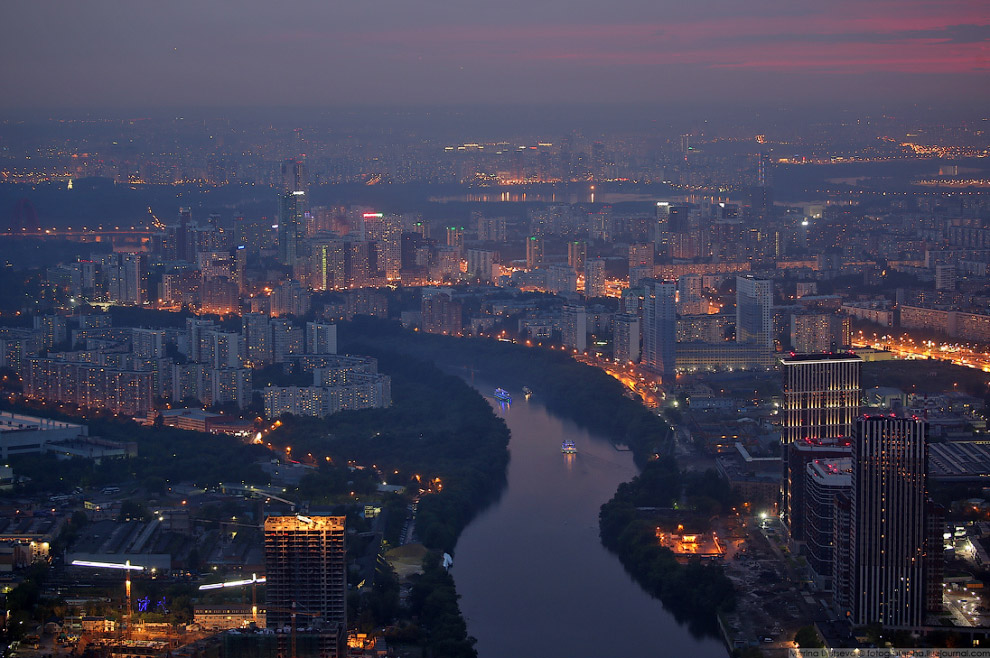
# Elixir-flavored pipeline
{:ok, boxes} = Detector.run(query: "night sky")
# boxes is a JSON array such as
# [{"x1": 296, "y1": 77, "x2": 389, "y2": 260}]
[{"x1": 2, "y1": 0, "x2": 987, "y2": 109}]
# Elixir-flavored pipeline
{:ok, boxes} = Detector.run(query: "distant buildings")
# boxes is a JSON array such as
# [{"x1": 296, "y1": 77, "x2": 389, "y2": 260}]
[{"x1": 264, "y1": 356, "x2": 391, "y2": 419}]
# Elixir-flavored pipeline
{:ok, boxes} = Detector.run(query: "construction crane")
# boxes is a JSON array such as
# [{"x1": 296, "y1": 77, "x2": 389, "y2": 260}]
[
  {"x1": 198, "y1": 574, "x2": 326, "y2": 658},
  {"x1": 71, "y1": 559, "x2": 147, "y2": 638},
  {"x1": 198, "y1": 573, "x2": 266, "y2": 625}
]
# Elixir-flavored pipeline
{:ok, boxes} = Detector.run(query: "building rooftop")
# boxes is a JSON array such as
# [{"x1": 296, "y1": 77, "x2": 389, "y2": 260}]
[{"x1": 0, "y1": 411, "x2": 86, "y2": 434}]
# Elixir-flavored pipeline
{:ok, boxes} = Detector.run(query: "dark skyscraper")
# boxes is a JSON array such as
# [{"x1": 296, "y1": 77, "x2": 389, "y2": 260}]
[
  {"x1": 642, "y1": 279, "x2": 676, "y2": 382},
  {"x1": 837, "y1": 415, "x2": 939, "y2": 628},
  {"x1": 278, "y1": 191, "x2": 306, "y2": 267}
]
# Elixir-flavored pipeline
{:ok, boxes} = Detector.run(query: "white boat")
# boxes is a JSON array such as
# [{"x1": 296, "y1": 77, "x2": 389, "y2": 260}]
[{"x1": 494, "y1": 388, "x2": 512, "y2": 403}]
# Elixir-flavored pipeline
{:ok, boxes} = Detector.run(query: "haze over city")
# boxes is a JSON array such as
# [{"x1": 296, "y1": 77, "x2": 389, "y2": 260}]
[
  {"x1": 2, "y1": 0, "x2": 988, "y2": 110},
  {"x1": 1, "y1": 2, "x2": 990, "y2": 658}
]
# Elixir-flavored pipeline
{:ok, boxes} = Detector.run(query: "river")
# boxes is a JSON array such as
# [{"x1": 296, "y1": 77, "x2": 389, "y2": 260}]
[{"x1": 451, "y1": 382, "x2": 727, "y2": 657}]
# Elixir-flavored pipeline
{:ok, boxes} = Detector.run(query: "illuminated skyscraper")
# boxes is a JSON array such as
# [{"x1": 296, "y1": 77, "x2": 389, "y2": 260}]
[{"x1": 781, "y1": 353, "x2": 861, "y2": 537}]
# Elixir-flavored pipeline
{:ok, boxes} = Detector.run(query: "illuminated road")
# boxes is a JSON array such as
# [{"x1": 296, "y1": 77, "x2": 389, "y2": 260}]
[
  {"x1": 575, "y1": 355, "x2": 663, "y2": 407},
  {"x1": 853, "y1": 330, "x2": 990, "y2": 373}
]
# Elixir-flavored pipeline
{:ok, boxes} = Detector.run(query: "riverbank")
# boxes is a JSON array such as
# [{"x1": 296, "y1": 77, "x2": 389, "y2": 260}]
[{"x1": 341, "y1": 318, "x2": 737, "y2": 645}]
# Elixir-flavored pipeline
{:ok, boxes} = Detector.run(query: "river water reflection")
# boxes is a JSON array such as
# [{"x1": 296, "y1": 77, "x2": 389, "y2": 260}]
[{"x1": 451, "y1": 383, "x2": 727, "y2": 657}]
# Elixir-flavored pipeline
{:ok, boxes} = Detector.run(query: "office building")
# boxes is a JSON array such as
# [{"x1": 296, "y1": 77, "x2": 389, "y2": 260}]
[
  {"x1": 781, "y1": 354, "x2": 861, "y2": 446},
  {"x1": 805, "y1": 457, "x2": 852, "y2": 590},
  {"x1": 736, "y1": 275, "x2": 773, "y2": 351},
  {"x1": 781, "y1": 353, "x2": 861, "y2": 536},
  {"x1": 642, "y1": 279, "x2": 676, "y2": 382},
  {"x1": 277, "y1": 191, "x2": 307, "y2": 267},
  {"x1": 839, "y1": 416, "x2": 938, "y2": 628}
]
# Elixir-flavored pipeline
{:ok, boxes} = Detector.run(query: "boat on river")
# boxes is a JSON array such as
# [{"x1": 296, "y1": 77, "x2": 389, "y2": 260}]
[
  {"x1": 522, "y1": 386, "x2": 533, "y2": 400},
  {"x1": 562, "y1": 439, "x2": 577, "y2": 454},
  {"x1": 494, "y1": 388, "x2": 512, "y2": 403}
]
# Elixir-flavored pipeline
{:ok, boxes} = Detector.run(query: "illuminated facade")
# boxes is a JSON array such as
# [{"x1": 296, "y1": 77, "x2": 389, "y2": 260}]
[
  {"x1": 24, "y1": 358, "x2": 155, "y2": 415},
  {"x1": 781, "y1": 353, "x2": 861, "y2": 535},
  {"x1": 781, "y1": 354, "x2": 861, "y2": 445}
]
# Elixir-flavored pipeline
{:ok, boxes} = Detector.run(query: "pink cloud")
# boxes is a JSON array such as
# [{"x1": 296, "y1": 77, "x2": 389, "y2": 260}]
[{"x1": 313, "y1": 0, "x2": 989, "y2": 75}]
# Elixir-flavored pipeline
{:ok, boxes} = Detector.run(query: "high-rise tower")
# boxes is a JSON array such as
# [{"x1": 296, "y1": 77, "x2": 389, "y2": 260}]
[
  {"x1": 840, "y1": 416, "x2": 936, "y2": 628},
  {"x1": 642, "y1": 279, "x2": 676, "y2": 382},
  {"x1": 735, "y1": 275, "x2": 773, "y2": 352},
  {"x1": 781, "y1": 353, "x2": 861, "y2": 538}
]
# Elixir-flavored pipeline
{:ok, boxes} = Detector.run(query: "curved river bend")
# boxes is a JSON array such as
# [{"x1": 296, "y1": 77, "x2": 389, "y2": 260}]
[{"x1": 451, "y1": 382, "x2": 727, "y2": 657}]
